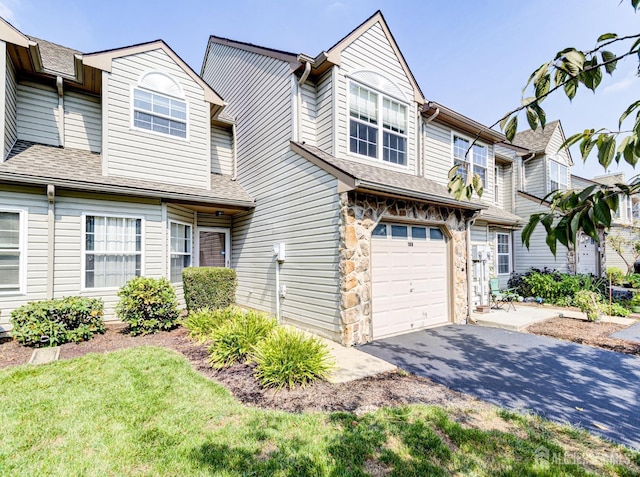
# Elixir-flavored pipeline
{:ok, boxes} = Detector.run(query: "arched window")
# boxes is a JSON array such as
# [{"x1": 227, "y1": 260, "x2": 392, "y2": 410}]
[{"x1": 132, "y1": 71, "x2": 187, "y2": 138}]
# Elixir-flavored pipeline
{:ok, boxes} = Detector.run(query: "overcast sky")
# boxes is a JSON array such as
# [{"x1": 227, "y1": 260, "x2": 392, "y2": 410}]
[{"x1": 3, "y1": 0, "x2": 638, "y2": 181}]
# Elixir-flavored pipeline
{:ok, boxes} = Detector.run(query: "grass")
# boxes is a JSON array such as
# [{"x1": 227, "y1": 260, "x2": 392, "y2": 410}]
[{"x1": 0, "y1": 347, "x2": 638, "y2": 476}]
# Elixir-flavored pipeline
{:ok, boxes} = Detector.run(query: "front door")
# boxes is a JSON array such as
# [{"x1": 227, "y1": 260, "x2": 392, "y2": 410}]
[
  {"x1": 197, "y1": 228, "x2": 230, "y2": 267},
  {"x1": 576, "y1": 233, "x2": 598, "y2": 275}
]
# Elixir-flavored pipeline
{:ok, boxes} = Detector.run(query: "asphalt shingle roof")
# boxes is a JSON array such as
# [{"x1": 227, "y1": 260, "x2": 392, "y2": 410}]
[
  {"x1": 0, "y1": 140, "x2": 254, "y2": 207},
  {"x1": 513, "y1": 120, "x2": 559, "y2": 152},
  {"x1": 478, "y1": 204, "x2": 523, "y2": 226},
  {"x1": 28, "y1": 36, "x2": 80, "y2": 77}
]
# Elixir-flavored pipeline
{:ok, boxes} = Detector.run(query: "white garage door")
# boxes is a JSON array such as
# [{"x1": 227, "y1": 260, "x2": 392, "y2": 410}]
[{"x1": 371, "y1": 223, "x2": 449, "y2": 339}]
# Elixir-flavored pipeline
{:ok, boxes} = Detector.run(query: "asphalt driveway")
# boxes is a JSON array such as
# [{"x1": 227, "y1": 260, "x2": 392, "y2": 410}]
[{"x1": 361, "y1": 325, "x2": 640, "y2": 449}]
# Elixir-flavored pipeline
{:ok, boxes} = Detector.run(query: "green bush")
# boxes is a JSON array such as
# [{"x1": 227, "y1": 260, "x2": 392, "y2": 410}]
[
  {"x1": 602, "y1": 302, "x2": 631, "y2": 317},
  {"x1": 208, "y1": 310, "x2": 276, "y2": 369},
  {"x1": 182, "y1": 306, "x2": 240, "y2": 342},
  {"x1": 574, "y1": 290, "x2": 602, "y2": 321},
  {"x1": 116, "y1": 276, "x2": 179, "y2": 335},
  {"x1": 252, "y1": 327, "x2": 335, "y2": 390},
  {"x1": 606, "y1": 267, "x2": 626, "y2": 286},
  {"x1": 627, "y1": 274, "x2": 640, "y2": 289},
  {"x1": 508, "y1": 268, "x2": 606, "y2": 305},
  {"x1": 182, "y1": 267, "x2": 237, "y2": 312},
  {"x1": 11, "y1": 296, "x2": 104, "y2": 347}
]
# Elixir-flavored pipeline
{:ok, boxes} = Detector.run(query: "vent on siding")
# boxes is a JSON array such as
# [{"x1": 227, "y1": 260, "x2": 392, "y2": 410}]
[{"x1": 138, "y1": 71, "x2": 184, "y2": 99}]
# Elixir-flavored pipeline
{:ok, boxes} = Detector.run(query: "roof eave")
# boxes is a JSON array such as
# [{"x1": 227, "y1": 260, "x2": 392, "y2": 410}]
[{"x1": 424, "y1": 102, "x2": 505, "y2": 144}]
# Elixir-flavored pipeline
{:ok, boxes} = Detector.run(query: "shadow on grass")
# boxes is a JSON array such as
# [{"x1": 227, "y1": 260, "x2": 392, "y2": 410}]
[{"x1": 190, "y1": 406, "x2": 595, "y2": 476}]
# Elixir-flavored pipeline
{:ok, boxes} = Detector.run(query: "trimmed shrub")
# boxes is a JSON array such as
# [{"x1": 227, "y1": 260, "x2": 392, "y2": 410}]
[
  {"x1": 116, "y1": 276, "x2": 179, "y2": 335},
  {"x1": 182, "y1": 306, "x2": 240, "y2": 342},
  {"x1": 574, "y1": 290, "x2": 602, "y2": 321},
  {"x1": 182, "y1": 267, "x2": 237, "y2": 312},
  {"x1": 252, "y1": 328, "x2": 335, "y2": 389},
  {"x1": 606, "y1": 267, "x2": 626, "y2": 286},
  {"x1": 11, "y1": 296, "x2": 104, "y2": 347},
  {"x1": 208, "y1": 310, "x2": 276, "y2": 369},
  {"x1": 604, "y1": 302, "x2": 631, "y2": 318}
]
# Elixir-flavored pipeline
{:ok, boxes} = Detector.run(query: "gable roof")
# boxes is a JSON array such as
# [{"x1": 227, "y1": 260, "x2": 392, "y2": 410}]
[
  {"x1": 513, "y1": 120, "x2": 560, "y2": 153},
  {"x1": 291, "y1": 141, "x2": 483, "y2": 211},
  {"x1": 27, "y1": 36, "x2": 80, "y2": 77},
  {"x1": 0, "y1": 16, "x2": 30, "y2": 47},
  {"x1": 323, "y1": 11, "x2": 425, "y2": 104},
  {"x1": 0, "y1": 141, "x2": 254, "y2": 208},
  {"x1": 203, "y1": 36, "x2": 300, "y2": 73},
  {"x1": 83, "y1": 40, "x2": 224, "y2": 107}
]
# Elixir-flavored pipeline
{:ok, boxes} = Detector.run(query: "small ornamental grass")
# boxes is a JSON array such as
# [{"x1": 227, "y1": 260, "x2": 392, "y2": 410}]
[
  {"x1": 252, "y1": 327, "x2": 335, "y2": 390},
  {"x1": 182, "y1": 306, "x2": 242, "y2": 342},
  {"x1": 116, "y1": 276, "x2": 179, "y2": 335},
  {"x1": 208, "y1": 310, "x2": 276, "y2": 369}
]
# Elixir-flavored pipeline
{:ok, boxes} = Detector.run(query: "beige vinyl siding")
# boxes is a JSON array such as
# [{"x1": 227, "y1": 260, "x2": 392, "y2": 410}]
[
  {"x1": 315, "y1": 69, "x2": 333, "y2": 153},
  {"x1": 197, "y1": 212, "x2": 231, "y2": 228},
  {"x1": 211, "y1": 125, "x2": 234, "y2": 175},
  {"x1": 0, "y1": 185, "x2": 49, "y2": 330},
  {"x1": 514, "y1": 194, "x2": 569, "y2": 273},
  {"x1": 605, "y1": 225, "x2": 640, "y2": 273},
  {"x1": 16, "y1": 83, "x2": 60, "y2": 146},
  {"x1": 167, "y1": 204, "x2": 195, "y2": 305},
  {"x1": 5, "y1": 54, "x2": 17, "y2": 157},
  {"x1": 571, "y1": 175, "x2": 595, "y2": 190},
  {"x1": 64, "y1": 91, "x2": 101, "y2": 152},
  {"x1": 498, "y1": 163, "x2": 514, "y2": 212},
  {"x1": 202, "y1": 42, "x2": 342, "y2": 340},
  {"x1": 105, "y1": 49, "x2": 210, "y2": 189},
  {"x1": 523, "y1": 156, "x2": 546, "y2": 197},
  {"x1": 336, "y1": 22, "x2": 417, "y2": 174},
  {"x1": 53, "y1": 192, "x2": 165, "y2": 320},
  {"x1": 299, "y1": 80, "x2": 317, "y2": 146},
  {"x1": 423, "y1": 121, "x2": 452, "y2": 186}
]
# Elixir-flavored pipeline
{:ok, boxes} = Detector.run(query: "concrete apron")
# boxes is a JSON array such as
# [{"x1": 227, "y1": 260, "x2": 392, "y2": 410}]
[{"x1": 29, "y1": 347, "x2": 60, "y2": 365}]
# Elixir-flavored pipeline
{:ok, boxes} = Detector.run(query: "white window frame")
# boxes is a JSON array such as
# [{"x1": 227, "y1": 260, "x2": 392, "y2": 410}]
[
  {"x1": 452, "y1": 133, "x2": 488, "y2": 189},
  {"x1": 81, "y1": 213, "x2": 145, "y2": 291},
  {"x1": 494, "y1": 166, "x2": 499, "y2": 205},
  {"x1": 0, "y1": 208, "x2": 27, "y2": 296},
  {"x1": 169, "y1": 219, "x2": 193, "y2": 283},
  {"x1": 195, "y1": 227, "x2": 231, "y2": 268},
  {"x1": 496, "y1": 233, "x2": 511, "y2": 276},
  {"x1": 548, "y1": 160, "x2": 568, "y2": 192},
  {"x1": 348, "y1": 80, "x2": 409, "y2": 168},
  {"x1": 130, "y1": 85, "x2": 189, "y2": 141}
]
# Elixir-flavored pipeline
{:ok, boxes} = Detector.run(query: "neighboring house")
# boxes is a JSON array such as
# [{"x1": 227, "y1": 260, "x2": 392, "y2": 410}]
[
  {"x1": 0, "y1": 19, "x2": 255, "y2": 332},
  {"x1": 201, "y1": 11, "x2": 525, "y2": 344}
]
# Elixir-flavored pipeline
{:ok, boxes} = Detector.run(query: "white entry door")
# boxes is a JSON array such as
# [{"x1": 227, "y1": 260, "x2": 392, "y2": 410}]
[
  {"x1": 196, "y1": 228, "x2": 230, "y2": 267},
  {"x1": 576, "y1": 233, "x2": 598, "y2": 275},
  {"x1": 371, "y1": 223, "x2": 450, "y2": 339}
]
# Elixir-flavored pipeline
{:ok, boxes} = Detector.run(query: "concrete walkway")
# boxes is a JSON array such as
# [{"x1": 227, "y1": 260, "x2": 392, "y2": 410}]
[
  {"x1": 29, "y1": 347, "x2": 60, "y2": 365},
  {"x1": 361, "y1": 325, "x2": 640, "y2": 449},
  {"x1": 322, "y1": 337, "x2": 397, "y2": 383}
]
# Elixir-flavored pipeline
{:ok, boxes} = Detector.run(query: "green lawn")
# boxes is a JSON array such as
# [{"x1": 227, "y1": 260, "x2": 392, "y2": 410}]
[{"x1": 0, "y1": 346, "x2": 637, "y2": 476}]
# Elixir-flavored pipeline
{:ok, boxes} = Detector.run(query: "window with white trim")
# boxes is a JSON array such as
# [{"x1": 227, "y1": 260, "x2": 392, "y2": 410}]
[
  {"x1": 549, "y1": 161, "x2": 568, "y2": 191},
  {"x1": 453, "y1": 135, "x2": 487, "y2": 188},
  {"x1": 349, "y1": 82, "x2": 407, "y2": 165},
  {"x1": 84, "y1": 216, "x2": 142, "y2": 288},
  {"x1": 496, "y1": 233, "x2": 511, "y2": 275},
  {"x1": 170, "y1": 221, "x2": 192, "y2": 283},
  {"x1": 0, "y1": 210, "x2": 24, "y2": 293},
  {"x1": 133, "y1": 88, "x2": 187, "y2": 138}
]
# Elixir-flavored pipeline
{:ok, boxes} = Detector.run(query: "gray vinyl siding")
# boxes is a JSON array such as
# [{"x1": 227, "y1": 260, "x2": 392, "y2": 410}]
[
  {"x1": 105, "y1": 49, "x2": 210, "y2": 189},
  {"x1": 64, "y1": 91, "x2": 102, "y2": 152},
  {"x1": 571, "y1": 175, "x2": 595, "y2": 190},
  {"x1": 523, "y1": 156, "x2": 545, "y2": 197},
  {"x1": 300, "y1": 80, "x2": 317, "y2": 146},
  {"x1": 605, "y1": 225, "x2": 640, "y2": 273},
  {"x1": 5, "y1": 54, "x2": 17, "y2": 157},
  {"x1": 315, "y1": 69, "x2": 333, "y2": 153},
  {"x1": 167, "y1": 204, "x2": 196, "y2": 305},
  {"x1": 0, "y1": 185, "x2": 49, "y2": 330},
  {"x1": 423, "y1": 121, "x2": 451, "y2": 186},
  {"x1": 498, "y1": 163, "x2": 514, "y2": 212},
  {"x1": 335, "y1": 22, "x2": 417, "y2": 175},
  {"x1": 16, "y1": 82, "x2": 60, "y2": 146},
  {"x1": 197, "y1": 212, "x2": 231, "y2": 228},
  {"x1": 514, "y1": 194, "x2": 569, "y2": 273},
  {"x1": 210, "y1": 125, "x2": 233, "y2": 175},
  {"x1": 202, "y1": 42, "x2": 342, "y2": 339}
]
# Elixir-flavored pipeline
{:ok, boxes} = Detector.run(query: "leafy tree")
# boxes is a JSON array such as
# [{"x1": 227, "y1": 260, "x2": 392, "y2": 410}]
[
  {"x1": 449, "y1": 0, "x2": 640, "y2": 254},
  {"x1": 607, "y1": 232, "x2": 640, "y2": 274}
]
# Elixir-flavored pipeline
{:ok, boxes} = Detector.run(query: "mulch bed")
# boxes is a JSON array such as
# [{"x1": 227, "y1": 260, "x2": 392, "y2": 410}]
[
  {"x1": 0, "y1": 325, "x2": 483, "y2": 414},
  {"x1": 526, "y1": 316, "x2": 640, "y2": 356}
]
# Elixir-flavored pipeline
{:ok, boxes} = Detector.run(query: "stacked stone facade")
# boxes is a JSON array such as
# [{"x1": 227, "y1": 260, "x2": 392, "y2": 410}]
[{"x1": 338, "y1": 191, "x2": 474, "y2": 346}]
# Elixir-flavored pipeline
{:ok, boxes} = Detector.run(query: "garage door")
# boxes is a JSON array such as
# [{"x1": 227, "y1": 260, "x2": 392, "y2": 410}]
[{"x1": 371, "y1": 223, "x2": 449, "y2": 339}]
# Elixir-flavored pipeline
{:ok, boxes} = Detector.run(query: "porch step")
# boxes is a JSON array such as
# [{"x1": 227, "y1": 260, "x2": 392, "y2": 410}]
[{"x1": 29, "y1": 347, "x2": 60, "y2": 365}]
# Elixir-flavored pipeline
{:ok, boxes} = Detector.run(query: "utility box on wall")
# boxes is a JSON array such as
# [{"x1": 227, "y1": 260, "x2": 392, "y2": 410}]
[{"x1": 472, "y1": 244, "x2": 492, "y2": 262}]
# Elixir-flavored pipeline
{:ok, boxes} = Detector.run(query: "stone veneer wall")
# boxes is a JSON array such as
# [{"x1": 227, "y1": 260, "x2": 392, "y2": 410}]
[{"x1": 339, "y1": 191, "x2": 473, "y2": 346}]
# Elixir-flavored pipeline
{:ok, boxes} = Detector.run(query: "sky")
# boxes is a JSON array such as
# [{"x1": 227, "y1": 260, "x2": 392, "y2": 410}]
[{"x1": 3, "y1": 0, "x2": 638, "y2": 181}]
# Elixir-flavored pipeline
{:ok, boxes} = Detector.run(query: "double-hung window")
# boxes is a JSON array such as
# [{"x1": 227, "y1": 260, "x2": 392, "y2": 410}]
[
  {"x1": 349, "y1": 82, "x2": 407, "y2": 166},
  {"x1": 84, "y1": 216, "x2": 142, "y2": 289},
  {"x1": 133, "y1": 88, "x2": 187, "y2": 138},
  {"x1": 453, "y1": 135, "x2": 487, "y2": 188},
  {"x1": 170, "y1": 221, "x2": 192, "y2": 283},
  {"x1": 0, "y1": 210, "x2": 24, "y2": 294},
  {"x1": 496, "y1": 233, "x2": 511, "y2": 275},
  {"x1": 549, "y1": 161, "x2": 568, "y2": 191}
]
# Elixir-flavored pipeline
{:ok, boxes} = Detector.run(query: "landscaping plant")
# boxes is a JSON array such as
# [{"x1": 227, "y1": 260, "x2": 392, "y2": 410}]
[
  {"x1": 252, "y1": 327, "x2": 334, "y2": 389},
  {"x1": 10, "y1": 296, "x2": 104, "y2": 347},
  {"x1": 182, "y1": 306, "x2": 243, "y2": 342},
  {"x1": 574, "y1": 290, "x2": 602, "y2": 322},
  {"x1": 208, "y1": 309, "x2": 276, "y2": 368},
  {"x1": 182, "y1": 267, "x2": 237, "y2": 312},
  {"x1": 115, "y1": 276, "x2": 179, "y2": 335}
]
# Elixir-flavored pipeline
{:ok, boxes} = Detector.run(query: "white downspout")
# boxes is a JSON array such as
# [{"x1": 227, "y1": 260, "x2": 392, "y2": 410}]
[
  {"x1": 275, "y1": 258, "x2": 281, "y2": 322},
  {"x1": 296, "y1": 61, "x2": 311, "y2": 143},
  {"x1": 46, "y1": 184, "x2": 55, "y2": 299},
  {"x1": 231, "y1": 123, "x2": 238, "y2": 181},
  {"x1": 422, "y1": 103, "x2": 440, "y2": 178},
  {"x1": 466, "y1": 217, "x2": 476, "y2": 323},
  {"x1": 56, "y1": 76, "x2": 64, "y2": 147}
]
